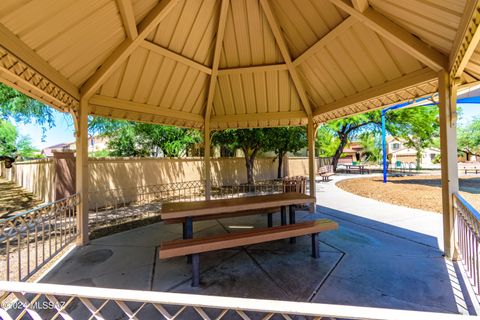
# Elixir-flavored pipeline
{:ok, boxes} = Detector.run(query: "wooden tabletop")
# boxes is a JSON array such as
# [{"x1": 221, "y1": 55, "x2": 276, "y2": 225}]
[{"x1": 160, "y1": 193, "x2": 315, "y2": 219}]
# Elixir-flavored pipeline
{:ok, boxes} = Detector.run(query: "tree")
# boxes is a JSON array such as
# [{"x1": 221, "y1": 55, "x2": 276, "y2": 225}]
[
  {"x1": 212, "y1": 129, "x2": 270, "y2": 185},
  {"x1": 457, "y1": 117, "x2": 480, "y2": 160},
  {"x1": 0, "y1": 119, "x2": 39, "y2": 159},
  {"x1": 105, "y1": 122, "x2": 201, "y2": 157},
  {"x1": 0, "y1": 120, "x2": 17, "y2": 156},
  {"x1": 319, "y1": 112, "x2": 381, "y2": 170},
  {"x1": 315, "y1": 126, "x2": 340, "y2": 157},
  {"x1": 0, "y1": 84, "x2": 55, "y2": 132},
  {"x1": 264, "y1": 127, "x2": 307, "y2": 178},
  {"x1": 358, "y1": 132, "x2": 382, "y2": 164},
  {"x1": 388, "y1": 106, "x2": 439, "y2": 169}
]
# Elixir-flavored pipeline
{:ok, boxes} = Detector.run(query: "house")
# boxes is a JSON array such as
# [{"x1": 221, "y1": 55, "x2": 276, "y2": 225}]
[
  {"x1": 41, "y1": 135, "x2": 110, "y2": 157},
  {"x1": 339, "y1": 141, "x2": 365, "y2": 164},
  {"x1": 386, "y1": 137, "x2": 440, "y2": 168}
]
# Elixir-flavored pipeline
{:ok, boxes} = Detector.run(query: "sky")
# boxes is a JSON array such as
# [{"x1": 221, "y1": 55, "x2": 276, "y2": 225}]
[{"x1": 12, "y1": 103, "x2": 480, "y2": 150}]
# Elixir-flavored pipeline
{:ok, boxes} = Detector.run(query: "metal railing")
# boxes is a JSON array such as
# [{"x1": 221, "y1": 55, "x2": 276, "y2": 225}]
[
  {"x1": 454, "y1": 193, "x2": 480, "y2": 297},
  {"x1": 0, "y1": 281, "x2": 473, "y2": 320},
  {"x1": 0, "y1": 194, "x2": 78, "y2": 282},
  {"x1": 88, "y1": 178, "x2": 306, "y2": 231}
]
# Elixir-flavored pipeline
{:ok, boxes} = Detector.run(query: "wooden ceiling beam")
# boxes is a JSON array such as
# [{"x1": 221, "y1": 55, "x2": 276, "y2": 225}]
[
  {"x1": 81, "y1": 0, "x2": 179, "y2": 100},
  {"x1": 90, "y1": 95, "x2": 204, "y2": 123},
  {"x1": 351, "y1": 0, "x2": 369, "y2": 12},
  {"x1": 260, "y1": 0, "x2": 313, "y2": 117},
  {"x1": 450, "y1": 0, "x2": 480, "y2": 78},
  {"x1": 211, "y1": 111, "x2": 307, "y2": 124},
  {"x1": 218, "y1": 64, "x2": 287, "y2": 75},
  {"x1": 142, "y1": 40, "x2": 212, "y2": 74},
  {"x1": 0, "y1": 23, "x2": 79, "y2": 100},
  {"x1": 293, "y1": 17, "x2": 356, "y2": 66},
  {"x1": 329, "y1": 0, "x2": 447, "y2": 72},
  {"x1": 204, "y1": 0, "x2": 230, "y2": 122},
  {"x1": 116, "y1": 0, "x2": 138, "y2": 40},
  {"x1": 313, "y1": 68, "x2": 437, "y2": 116}
]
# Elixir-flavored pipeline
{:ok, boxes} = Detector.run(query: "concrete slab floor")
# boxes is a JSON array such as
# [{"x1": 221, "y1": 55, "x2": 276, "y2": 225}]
[{"x1": 40, "y1": 178, "x2": 469, "y2": 317}]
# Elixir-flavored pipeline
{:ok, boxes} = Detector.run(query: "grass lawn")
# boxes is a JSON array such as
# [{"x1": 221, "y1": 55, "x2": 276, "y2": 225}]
[{"x1": 336, "y1": 175, "x2": 480, "y2": 213}]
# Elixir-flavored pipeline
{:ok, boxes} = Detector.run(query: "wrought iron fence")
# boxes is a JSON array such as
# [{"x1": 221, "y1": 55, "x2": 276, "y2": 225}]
[
  {"x1": 88, "y1": 177, "x2": 307, "y2": 231},
  {"x1": 0, "y1": 281, "x2": 472, "y2": 320},
  {"x1": 454, "y1": 193, "x2": 480, "y2": 297},
  {"x1": 0, "y1": 194, "x2": 78, "y2": 282}
]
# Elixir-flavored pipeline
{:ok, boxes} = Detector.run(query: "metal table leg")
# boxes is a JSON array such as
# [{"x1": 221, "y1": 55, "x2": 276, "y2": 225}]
[
  {"x1": 289, "y1": 205, "x2": 296, "y2": 244},
  {"x1": 267, "y1": 213, "x2": 273, "y2": 227},
  {"x1": 281, "y1": 206, "x2": 287, "y2": 225},
  {"x1": 185, "y1": 217, "x2": 193, "y2": 264}
]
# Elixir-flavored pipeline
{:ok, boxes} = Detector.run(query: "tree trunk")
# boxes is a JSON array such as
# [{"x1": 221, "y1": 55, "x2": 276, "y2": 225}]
[
  {"x1": 243, "y1": 148, "x2": 258, "y2": 186},
  {"x1": 332, "y1": 134, "x2": 348, "y2": 171},
  {"x1": 415, "y1": 148, "x2": 422, "y2": 170},
  {"x1": 277, "y1": 153, "x2": 285, "y2": 178}
]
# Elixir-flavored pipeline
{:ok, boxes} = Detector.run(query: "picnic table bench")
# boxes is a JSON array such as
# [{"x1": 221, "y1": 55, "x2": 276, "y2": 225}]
[
  {"x1": 318, "y1": 165, "x2": 335, "y2": 181},
  {"x1": 159, "y1": 193, "x2": 338, "y2": 286},
  {"x1": 464, "y1": 167, "x2": 479, "y2": 174},
  {"x1": 159, "y1": 219, "x2": 338, "y2": 286}
]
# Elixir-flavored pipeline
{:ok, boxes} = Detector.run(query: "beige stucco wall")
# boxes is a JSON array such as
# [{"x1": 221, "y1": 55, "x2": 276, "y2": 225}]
[
  {"x1": 1, "y1": 159, "x2": 55, "y2": 204},
  {"x1": 2, "y1": 156, "x2": 332, "y2": 208}
]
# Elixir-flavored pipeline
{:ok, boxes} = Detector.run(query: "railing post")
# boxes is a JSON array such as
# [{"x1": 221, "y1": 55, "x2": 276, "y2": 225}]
[
  {"x1": 438, "y1": 71, "x2": 459, "y2": 260},
  {"x1": 72, "y1": 99, "x2": 89, "y2": 246}
]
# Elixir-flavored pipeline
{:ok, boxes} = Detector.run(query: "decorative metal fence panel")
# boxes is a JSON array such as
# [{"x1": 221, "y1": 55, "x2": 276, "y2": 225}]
[
  {"x1": 87, "y1": 178, "x2": 306, "y2": 231},
  {"x1": 454, "y1": 193, "x2": 480, "y2": 297},
  {"x1": 0, "y1": 281, "x2": 473, "y2": 320},
  {"x1": 0, "y1": 194, "x2": 78, "y2": 282}
]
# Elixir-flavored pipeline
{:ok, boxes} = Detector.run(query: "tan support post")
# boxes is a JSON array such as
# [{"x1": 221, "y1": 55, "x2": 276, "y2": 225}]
[
  {"x1": 204, "y1": 123, "x2": 211, "y2": 200},
  {"x1": 75, "y1": 99, "x2": 89, "y2": 246},
  {"x1": 307, "y1": 117, "x2": 316, "y2": 212},
  {"x1": 438, "y1": 71, "x2": 459, "y2": 259}
]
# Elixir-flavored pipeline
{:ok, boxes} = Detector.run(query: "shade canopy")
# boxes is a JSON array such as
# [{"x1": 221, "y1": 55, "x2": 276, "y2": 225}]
[{"x1": 0, "y1": 0, "x2": 479, "y2": 129}]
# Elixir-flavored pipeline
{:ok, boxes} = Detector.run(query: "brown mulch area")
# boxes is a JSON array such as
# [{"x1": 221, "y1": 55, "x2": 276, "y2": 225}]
[
  {"x1": 336, "y1": 175, "x2": 480, "y2": 213},
  {"x1": 0, "y1": 178, "x2": 42, "y2": 218}
]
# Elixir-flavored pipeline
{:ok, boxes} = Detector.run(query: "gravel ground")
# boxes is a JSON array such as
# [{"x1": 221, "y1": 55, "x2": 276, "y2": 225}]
[{"x1": 336, "y1": 174, "x2": 480, "y2": 213}]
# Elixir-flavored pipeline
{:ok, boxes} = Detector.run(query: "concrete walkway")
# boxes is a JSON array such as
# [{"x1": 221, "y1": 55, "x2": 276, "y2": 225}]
[{"x1": 42, "y1": 175, "x2": 469, "y2": 316}]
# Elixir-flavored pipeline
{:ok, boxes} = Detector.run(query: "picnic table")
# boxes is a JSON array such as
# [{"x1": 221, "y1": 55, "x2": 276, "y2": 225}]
[
  {"x1": 345, "y1": 164, "x2": 369, "y2": 174},
  {"x1": 159, "y1": 193, "x2": 338, "y2": 286},
  {"x1": 160, "y1": 193, "x2": 315, "y2": 238}
]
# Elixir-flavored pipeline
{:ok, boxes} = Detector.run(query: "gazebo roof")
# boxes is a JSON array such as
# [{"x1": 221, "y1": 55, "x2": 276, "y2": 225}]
[{"x1": 0, "y1": 0, "x2": 479, "y2": 129}]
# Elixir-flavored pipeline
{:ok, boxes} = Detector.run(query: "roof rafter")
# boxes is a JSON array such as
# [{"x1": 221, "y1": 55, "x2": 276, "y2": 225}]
[
  {"x1": 293, "y1": 17, "x2": 356, "y2": 66},
  {"x1": 329, "y1": 0, "x2": 447, "y2": 72},
  {"x1": 313, "y1": 68, "x2": 437, "y2": 117},
  {"x1": 218, "y1": 64, "x2": 287, "y2": 75},
  {"x1": 141, "y1": 40, "x2": 212, "y2": 74},
  {"x1": 81, "y1": 0, "x2": 179, "y2": 100},
  {"x1": 0, "y1": 23, "x2": 79, "y2": 100},
  {"x1": 260, "y1": 0, "x2": 313, "y2": 117},
  {"x1": 450, "y1": 0, "x2": 480, "y2": 78},
  {"x1": 116, "y1": 0, "x2": 138, "y2": 40},
  {"x1": 90, "y1": 95, "x2": 204, "y2": 123},
  {"x1": 204, "y1": 0, "x2": 230, "y2": 122},
  {"x1": 351, "y1": 0, "x2": 369, "y2": 12}
]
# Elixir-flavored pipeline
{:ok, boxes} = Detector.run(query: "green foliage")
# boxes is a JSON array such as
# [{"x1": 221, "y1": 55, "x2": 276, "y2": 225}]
[
  {"x1": 212, "y1": 129, "x2": 271, "y2": 183},
  {"x1": 0, "y1": 120, "x2": 17, "y2": 156},
  {"x1": 388, "y1": 106, "x2": 439, "y2": 169},
  {"x1": 458, "y1": 117, "x2": 480, "y2": 156},
  {"x1": 0, "y1": 119, "x2": 39, "y2": 158},
  {"x1": 89, "y1": 150, "x2": 110, "y2": 158},
  {"x1": 264, "y1": 127, "x2": 307, "y2": 157},
  {"x1": 105, "y1": 122, "x2": 201, "y2": 157},
  {"x1": 315, "y1": 126, "x2": 340, "y2": 157},
  {"x1": 0, "y1": 83, "x2": 54, "y2": 132},
  {"x1": 264, "y1": 127, "x2": 307, "y2": 178},
  {"x1": 358, "y1": 132, "x2": 382, "y2": 164}
]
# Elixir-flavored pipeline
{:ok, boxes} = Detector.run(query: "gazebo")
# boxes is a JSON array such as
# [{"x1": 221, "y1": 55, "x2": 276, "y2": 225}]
[{"x1": 0, "y1": 0, "x2": 479, "y2": 318}]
